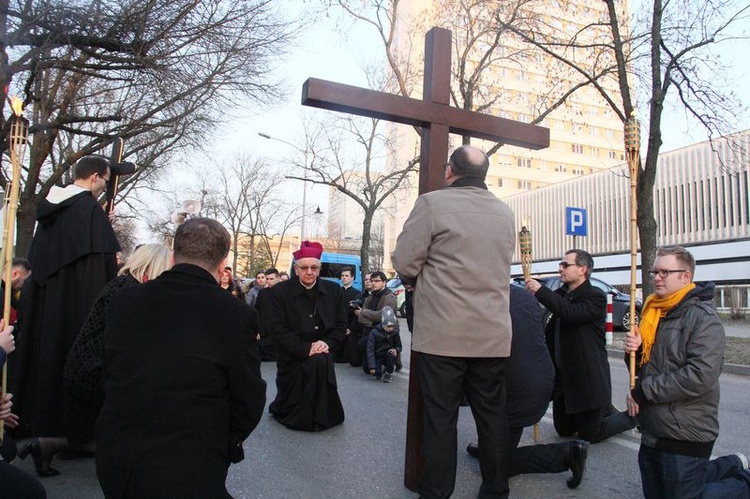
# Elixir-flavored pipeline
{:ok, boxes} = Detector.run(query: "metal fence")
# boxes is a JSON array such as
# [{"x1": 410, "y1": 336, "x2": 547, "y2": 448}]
[{"x1": 715, "y1": 285, "x2": 750, "y2": 315}]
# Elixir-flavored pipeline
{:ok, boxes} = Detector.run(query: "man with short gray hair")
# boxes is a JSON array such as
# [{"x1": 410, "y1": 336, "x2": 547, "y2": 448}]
[{"x1": 393, "y1": 145, "x2": 514, "y2": 498}]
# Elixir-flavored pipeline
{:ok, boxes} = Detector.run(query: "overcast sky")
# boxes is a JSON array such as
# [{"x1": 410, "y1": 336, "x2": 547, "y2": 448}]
[{"x1": 155, "y1": 1, "x2": 750, "y2": 237}]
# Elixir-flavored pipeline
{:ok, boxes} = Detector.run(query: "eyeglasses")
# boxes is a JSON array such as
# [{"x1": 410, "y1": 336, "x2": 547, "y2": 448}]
[
  {"x1": 370, "y1": 279, "x2": 383, "y2": 283},
  {"x1": 558, "y1": 262, "x2": 580, "y2": 269},
  {"x1": 294, "y1": 265, "x2": 320, "y2": 272},
  {"x1": 648, "y1": 269, "x2": 687, "y2": 279}
]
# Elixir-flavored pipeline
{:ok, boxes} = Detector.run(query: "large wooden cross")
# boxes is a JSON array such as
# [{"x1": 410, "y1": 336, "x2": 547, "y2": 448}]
[{"x1": 302, "y1": 26, "x2": 549, "y2": 491}]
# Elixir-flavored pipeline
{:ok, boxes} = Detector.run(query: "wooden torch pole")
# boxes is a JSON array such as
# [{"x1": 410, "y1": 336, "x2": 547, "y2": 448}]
[
  {"x1": 624, "y1": 114, "x2": 640, "y2": 389},
  {"x1": 1, "y1": 97, "x2": 28, "y2": 441},
  {"x1": 519, "y1": 225, "x2": 539, "y2": 440}
]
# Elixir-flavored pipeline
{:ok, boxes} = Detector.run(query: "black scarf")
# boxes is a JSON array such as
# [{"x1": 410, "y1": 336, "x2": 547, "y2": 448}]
[
  {"x1": 445, "y1": 176, "x2": 488, "y2": 190},
  {"x1": 368, "y1": 287, "x2": 387, "y2": 311}
]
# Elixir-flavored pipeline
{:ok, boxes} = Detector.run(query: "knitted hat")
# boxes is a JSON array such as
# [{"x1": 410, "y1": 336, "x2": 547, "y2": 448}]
[{"x1": 381, "y1": 306, "x2": 398, "y2": 327}]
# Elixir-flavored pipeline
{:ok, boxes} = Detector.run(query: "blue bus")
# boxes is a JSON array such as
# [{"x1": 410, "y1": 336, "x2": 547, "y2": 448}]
[{"x1": 292, "y1": 252, "x2": 362, "y2": 290}]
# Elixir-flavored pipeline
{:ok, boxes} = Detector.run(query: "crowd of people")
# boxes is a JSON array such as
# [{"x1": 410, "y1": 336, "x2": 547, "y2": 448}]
[{"x1": 0, "y1": 149, "x2": 748, "y2": 499}]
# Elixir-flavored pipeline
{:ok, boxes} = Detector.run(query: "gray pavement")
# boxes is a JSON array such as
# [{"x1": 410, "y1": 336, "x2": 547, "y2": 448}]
[
  {"x1": 724, "y1": 321, "x2": 750, "y2": 338},
  {"x1": 11, "y1": 318, "x2": 750, "y2": 498}
]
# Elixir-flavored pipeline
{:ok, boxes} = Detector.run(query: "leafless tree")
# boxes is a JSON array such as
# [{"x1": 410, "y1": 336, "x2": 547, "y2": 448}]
[
  {"x1": 0, "y1": 0, "x2": 295, "y2": 255},
  {"x1": 333, "y1": 0, "x2": 749, "y2": 294},
  {"x1": 498, "y1": 0, "x2": 749, "y2": 294},
  {"x1": 290, "y1": 113, "x2": 414, "y2": 276},
  {"x1": 141, "y1": 154, "x2": 302, "y2": 276}
]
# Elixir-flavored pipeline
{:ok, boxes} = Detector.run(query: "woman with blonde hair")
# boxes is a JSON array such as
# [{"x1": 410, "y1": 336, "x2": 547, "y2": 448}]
[{"x1": 19, "y1": 244, "x2": 172, "y2": 477}]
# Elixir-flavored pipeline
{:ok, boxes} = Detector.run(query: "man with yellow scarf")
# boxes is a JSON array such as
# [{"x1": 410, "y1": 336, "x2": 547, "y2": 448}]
[{"x1": 624, "y1": 245, "x2": 750, "y2": 498}]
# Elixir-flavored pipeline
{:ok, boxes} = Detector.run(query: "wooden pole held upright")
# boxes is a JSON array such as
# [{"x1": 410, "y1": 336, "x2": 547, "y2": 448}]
[
  {"x1": 519, "y1": 225, "x2": 532, "y2": 281},
  {"x1": 0, "y1": 98, "x2": 29, "y2": 441},
  {"x1": 624, "y1": 114, "x2": 640, "y2": 389}
]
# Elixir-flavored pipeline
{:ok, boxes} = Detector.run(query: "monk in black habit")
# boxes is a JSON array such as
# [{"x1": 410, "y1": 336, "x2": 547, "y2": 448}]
[
  {"x1": 96, "y1": 218, "x2": 266, "y2": 498},
  {"x1": 13, "y1": 155, "x2": 122, "y2": 476},
  {"x1": 268, "y1": 241, "x2": 346, "y2": 431}
]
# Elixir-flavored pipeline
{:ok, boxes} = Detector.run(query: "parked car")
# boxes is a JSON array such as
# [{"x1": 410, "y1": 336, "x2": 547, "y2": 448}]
[
  {"x1": 387, "y1": 278, "x2": 407, "y2": 318},
  {"x1": 511, "y1": 276, "x2": 641, "y2": 331}
]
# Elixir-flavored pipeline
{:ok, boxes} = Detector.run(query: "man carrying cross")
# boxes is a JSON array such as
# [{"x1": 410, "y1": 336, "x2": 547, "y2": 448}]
[{"x1": 392, "y1": 145, "x2": 515, "y2": 499}]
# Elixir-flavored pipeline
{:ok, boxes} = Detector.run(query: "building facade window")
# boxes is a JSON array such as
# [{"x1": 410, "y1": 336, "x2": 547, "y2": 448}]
[{"x1": 517, "y1": 158, "x2": 532, "y2": 168}]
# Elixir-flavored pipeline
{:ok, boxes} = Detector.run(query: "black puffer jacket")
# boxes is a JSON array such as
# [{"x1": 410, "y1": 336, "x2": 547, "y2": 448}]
[{"x1": 631, "y1": 282, "x2": 725, "y2": 453}]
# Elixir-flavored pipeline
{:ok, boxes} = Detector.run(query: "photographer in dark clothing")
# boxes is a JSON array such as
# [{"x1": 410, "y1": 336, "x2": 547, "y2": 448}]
[{"x1": 355, "y1": 271, "x2": 397, "y2": 372}]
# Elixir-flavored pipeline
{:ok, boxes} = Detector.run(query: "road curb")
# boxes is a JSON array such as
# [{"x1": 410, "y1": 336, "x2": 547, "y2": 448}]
[{"x1": 607, "y1": 348, "x2": 750, "y2": 377}]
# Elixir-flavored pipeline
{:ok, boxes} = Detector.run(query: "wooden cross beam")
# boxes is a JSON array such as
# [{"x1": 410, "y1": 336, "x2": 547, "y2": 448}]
[{"x1": 301, "y1": 26, "x2": 549, "y2": 491}]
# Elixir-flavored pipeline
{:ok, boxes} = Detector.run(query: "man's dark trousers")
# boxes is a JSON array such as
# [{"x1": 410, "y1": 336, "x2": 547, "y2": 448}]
[
  {"x1": 639, "y1": 445, "x2": 750, "y2": 498},
  {"x1": 507, "y1": 427, "x2": 568, "y2": 476},
  {"x1": 553, "y1": 383, "x2": 634, "y2": 443},
  {"x1": 417, "y1": 353, "x2": 509, "y2": 499}
]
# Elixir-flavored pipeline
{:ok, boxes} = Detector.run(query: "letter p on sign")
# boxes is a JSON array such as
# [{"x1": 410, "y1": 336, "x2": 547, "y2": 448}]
[{"x1": 565, "y1": 207, "x2": 587, "y2": 237}]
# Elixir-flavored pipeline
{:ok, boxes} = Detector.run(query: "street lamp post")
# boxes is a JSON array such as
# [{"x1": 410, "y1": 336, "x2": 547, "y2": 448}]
[{"x1": 258, "y1": 132, "x2": 309, "y2": 241}]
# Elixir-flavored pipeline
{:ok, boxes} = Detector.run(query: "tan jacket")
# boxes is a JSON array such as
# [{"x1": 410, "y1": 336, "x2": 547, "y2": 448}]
[{"x1": 391, "y1": 186, "x2": 514, "y2": 357}]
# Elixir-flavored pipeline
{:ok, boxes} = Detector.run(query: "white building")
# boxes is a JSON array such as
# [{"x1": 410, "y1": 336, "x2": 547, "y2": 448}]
[
  {"x1": 383, "y1": 0, "x2": 631, "y2": 269},
  {"x1": 504, "y1": 129, "x2": 750, "y2": 286}
]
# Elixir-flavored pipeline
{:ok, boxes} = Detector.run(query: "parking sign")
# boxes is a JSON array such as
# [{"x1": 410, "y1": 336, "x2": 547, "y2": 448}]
[{"x1": 565, "y1": 207, "x2": 587, "y2": 236}]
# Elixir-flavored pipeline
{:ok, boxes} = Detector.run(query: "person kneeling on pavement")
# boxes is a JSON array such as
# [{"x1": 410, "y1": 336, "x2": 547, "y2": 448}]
[
  {"x1": 366, "y1": 307, "x2": 402, "y2": 383},
  {"x1": 466, "y1": 286, "x2": 589, "y2": 489}
]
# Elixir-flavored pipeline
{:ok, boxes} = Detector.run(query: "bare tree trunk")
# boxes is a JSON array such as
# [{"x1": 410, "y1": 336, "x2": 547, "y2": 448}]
[
  {"x1": 15, "y1": 205, "x2": 36, "y2": 258},
  {"x1": 360, "y1": 211, "x2": 374, "y2": 276},
  {"x1": 637, "y1": 0, "x2": 665, "y2": 298}
]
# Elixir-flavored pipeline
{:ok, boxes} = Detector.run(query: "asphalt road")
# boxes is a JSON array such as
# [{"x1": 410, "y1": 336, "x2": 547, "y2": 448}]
[{"x1": 12, "y1": 319, "x2": 750, "y2": 498}]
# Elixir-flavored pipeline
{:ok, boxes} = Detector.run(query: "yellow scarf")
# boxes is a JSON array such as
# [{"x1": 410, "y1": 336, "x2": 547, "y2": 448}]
[{"x1": 639, "y1": 282, "x2": 696, "y2": 366}]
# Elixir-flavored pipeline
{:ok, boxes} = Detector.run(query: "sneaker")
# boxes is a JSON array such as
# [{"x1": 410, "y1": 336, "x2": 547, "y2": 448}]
[
  {"x1": 735, "y1": 452, "x2": 749, "y2": 470},
  {"x1": 382, "y1": 373, "x2": 392, "y2": 383}
]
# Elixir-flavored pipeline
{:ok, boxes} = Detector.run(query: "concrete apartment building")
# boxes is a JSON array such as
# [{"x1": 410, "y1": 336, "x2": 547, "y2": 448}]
[{"x1": 379, "y1": 0, "x2": 630, "y2": 271}]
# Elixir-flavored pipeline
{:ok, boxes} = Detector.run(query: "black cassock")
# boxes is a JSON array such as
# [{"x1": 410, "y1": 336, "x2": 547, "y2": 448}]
[
  {"x1": 268, "y1": 276, "x2": 346, "y2": 431},
  {"x1": 13, "y1": 190, "x2": 119, "y2": 437}
]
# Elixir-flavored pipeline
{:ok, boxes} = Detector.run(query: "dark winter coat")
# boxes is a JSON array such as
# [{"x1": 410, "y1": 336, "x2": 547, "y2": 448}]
[
  {"x1": 535, "y1": 279, "x2": 611, "y2": 414},
  {"x1": 63, "y1": 273, "x2": 139, "y2": 446},
  {"x1": 506, "y1": 286, "x2": 555, "y2": 429},
  {"x1": 96, "y1": 264, "x2": 266, "y2": 498},
  {"x1": 366, "y1": 324, "x2": 403, "y2": 369},
  {"x1": 630, "y1": 282, "x2": 724, "y2": 453}
]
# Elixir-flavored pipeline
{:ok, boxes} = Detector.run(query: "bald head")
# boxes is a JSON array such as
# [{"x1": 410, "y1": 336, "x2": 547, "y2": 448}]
[{"x1": 447, "y1": 146, "x2": 490, "y2": 180}]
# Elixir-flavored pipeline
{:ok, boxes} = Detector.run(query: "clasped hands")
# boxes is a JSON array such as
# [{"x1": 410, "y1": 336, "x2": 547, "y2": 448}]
[{"x1": 308, "y1": 340, "x2": 329, "y2": 357}]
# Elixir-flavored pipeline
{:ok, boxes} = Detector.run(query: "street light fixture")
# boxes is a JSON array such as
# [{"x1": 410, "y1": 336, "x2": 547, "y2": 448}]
[{"x1": 258, "y1": 132, "x2": 310, "y2": 241}]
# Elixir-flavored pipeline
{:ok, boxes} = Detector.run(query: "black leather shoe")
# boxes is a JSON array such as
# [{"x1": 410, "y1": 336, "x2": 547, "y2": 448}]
[
  {"x1": 17, "y1": 439, "x2": 60, "y2": 477},
  {"x1": 566, "y1": 440, "x2": 589, "y2": 489},
  {"x1": 466, "y1": 442, "x2": 479, "y2": 458}
]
